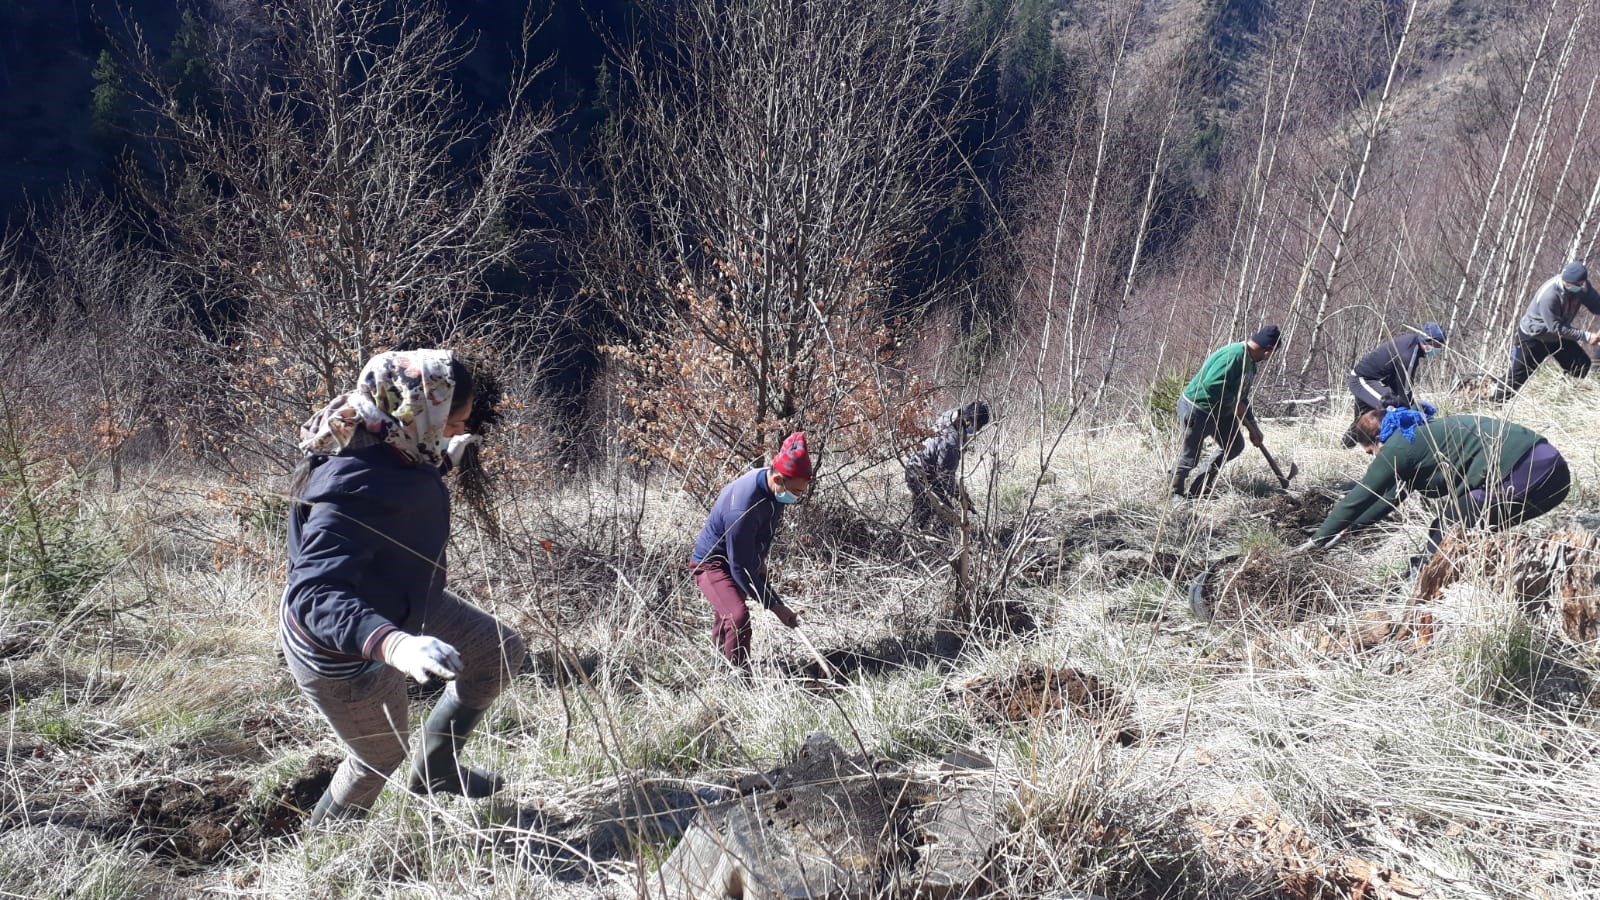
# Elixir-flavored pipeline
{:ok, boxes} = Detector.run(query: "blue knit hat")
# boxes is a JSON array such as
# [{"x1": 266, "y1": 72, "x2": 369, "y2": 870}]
[
  {"x1": 1250, "y1": 324, "x2": 1281, "y2": 349},
  {"x1": 1562, "y1": 261, "x2": 1588, "y2": 284},
  {"x1": 1423, "y1": 322, "x2": 1446, "y2": 344}
]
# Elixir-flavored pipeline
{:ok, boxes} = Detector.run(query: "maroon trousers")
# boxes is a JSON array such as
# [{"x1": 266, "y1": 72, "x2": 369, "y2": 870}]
[{"x1": 691, "y1": 558, "x2": 752, "y2": 668}]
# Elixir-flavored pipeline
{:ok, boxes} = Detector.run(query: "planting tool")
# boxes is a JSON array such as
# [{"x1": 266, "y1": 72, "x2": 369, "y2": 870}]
[
  {"x1": 792, "y1": 625, "x2": 838, "y2": 682},
  {"x1": 1186, "y1": 570, "x2": 1213, "y2": 622},
  {"x1": 1259, "y1": 444, "x2": 1298, "y2": 489}
]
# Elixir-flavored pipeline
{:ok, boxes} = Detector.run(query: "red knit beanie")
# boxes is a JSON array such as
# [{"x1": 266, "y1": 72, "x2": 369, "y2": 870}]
[{"x1": 772, "y1": 431, "x2": 813, "y2": 479}]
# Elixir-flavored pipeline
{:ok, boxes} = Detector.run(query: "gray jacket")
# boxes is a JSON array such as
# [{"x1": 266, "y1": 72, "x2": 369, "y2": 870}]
[
  {"x1": 1518, "y1": 275, "x2": 1600, "y2": 343},
  {"x1": 909, "y1": 408, "x2": 966, "y2": 493}
]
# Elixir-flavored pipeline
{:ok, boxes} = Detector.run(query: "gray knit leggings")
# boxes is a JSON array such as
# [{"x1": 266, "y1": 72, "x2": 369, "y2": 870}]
[{"x1": 285, "y1": 590, "x2": 527, "y2": 812}]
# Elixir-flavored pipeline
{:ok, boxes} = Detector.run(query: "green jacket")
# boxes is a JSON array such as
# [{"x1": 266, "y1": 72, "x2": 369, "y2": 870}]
[
  {"x1": 1182, "y1": 342, "x2": 1256, "y2": 413},
  {"x1": 1313, "y1": 415, "x2": 1544, "y2": 541}
]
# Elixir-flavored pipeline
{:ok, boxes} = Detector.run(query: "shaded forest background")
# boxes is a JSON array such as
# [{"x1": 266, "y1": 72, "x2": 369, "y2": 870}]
[{"x1": 1, "y1": 0, "x2": 1594, "y2": 490}]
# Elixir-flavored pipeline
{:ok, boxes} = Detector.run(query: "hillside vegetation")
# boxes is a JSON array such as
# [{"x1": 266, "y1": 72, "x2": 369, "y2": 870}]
[
  {"x1": 2, "y1": 365, "x2": 1598, "y2": 897},
  {"x1": 4, "y1": 0, "x2": 1600, "y2": 896}
]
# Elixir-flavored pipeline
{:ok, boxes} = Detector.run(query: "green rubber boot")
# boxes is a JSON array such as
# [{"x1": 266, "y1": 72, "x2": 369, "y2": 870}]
[
  {"x1": 306, "y1": 789, "x2": 362, "y2": 828},
  {"x1": 408, "y1": 693, "x2": 503, "y2": 798}
]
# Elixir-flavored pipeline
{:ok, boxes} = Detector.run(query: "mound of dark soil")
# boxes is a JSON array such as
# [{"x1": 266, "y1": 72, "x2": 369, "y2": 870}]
[
  {"x1": 1261, "y1": 488, "x2": 1339, "y2": 534},
  {"x1": 1193, "y1": 546, "x2": 1348, "y2": 626},
  {"x1": 104, "y1": 753, "x2": 338, "y2": 865},
  {"x1": 1093, "y1": 547, "x2": 1212, "y2": 583},
  {"x1": 112, "y1": 774, "x2": 251, "y2": 863},
  {"x1": 954, "y1": 663, "x2": 1137, "y2": 742}
]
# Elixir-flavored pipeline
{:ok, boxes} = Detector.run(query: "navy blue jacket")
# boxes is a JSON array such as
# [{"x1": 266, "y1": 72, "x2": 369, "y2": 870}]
[
  {"x1": 280, "y1": 444, "x2": 450, "y2": 679},
  {"x1": 691, "y1": 467, "x2": 784, "y2": 608},
  {"x1": 1351, "y1": 333, "x2": 1429, "y2": 407}
]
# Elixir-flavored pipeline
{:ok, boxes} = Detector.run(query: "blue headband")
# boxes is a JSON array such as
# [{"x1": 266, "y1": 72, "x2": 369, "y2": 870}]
[{"x1": 1377, "y1": 403, "x2": 1436, "y2": 443}]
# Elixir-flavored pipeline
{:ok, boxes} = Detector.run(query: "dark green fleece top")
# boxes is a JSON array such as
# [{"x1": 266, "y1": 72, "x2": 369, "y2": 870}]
[
  {"x1": 1182, "y1": 342, "x2": 1256, "y2": 412},
  {"x1": 1313, "y1": 415, "x2": 1544, "y2": 541}
]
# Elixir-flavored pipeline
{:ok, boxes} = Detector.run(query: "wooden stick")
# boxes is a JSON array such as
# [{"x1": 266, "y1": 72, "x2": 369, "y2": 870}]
[{"x1": 792, "y1": 626, "x2": 836, "y2": 681}]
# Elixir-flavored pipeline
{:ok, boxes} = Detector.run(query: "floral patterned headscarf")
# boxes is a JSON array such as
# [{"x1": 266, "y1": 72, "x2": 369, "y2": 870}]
[{"x1": 298, "y1": 350, "x2": 459, "y2": 467}]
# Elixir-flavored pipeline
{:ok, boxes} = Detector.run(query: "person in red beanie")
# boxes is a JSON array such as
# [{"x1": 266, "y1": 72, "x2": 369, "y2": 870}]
[{"x1": 688, "y1": 432, "x2": 811, "y2": 670}]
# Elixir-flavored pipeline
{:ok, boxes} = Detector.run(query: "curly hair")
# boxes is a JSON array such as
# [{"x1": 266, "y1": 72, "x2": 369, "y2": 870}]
[{"x1": 451, "y1": 356, "x2": 503, "y2": 538}]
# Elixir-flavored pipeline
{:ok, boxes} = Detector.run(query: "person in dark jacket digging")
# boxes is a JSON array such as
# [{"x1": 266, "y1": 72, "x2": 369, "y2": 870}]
[
  {"x1": 1171, "y1": 325, "x2": 1280, "y2": 499},
  {"x1": 906, "y1": 400, "x2": 991, "y2": 532},
  {"x1": 1312, "y1": 411, "x2": 1571, "y2": 561},
  {"x1": 690, "y1": 432, "x2": 810, "y2": 670},
  {"x1": 1348, "y1": 323, "x2": 1447, "y2": 416},
  {"x1": 281, "y1": 350, "x2": 525, "y2": 827},
  {"x1": 1500, "y1": 261, "x2": 1600, "y2": 397}
]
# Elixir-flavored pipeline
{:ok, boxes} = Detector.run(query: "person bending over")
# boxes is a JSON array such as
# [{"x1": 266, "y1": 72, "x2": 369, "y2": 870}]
[
  {"x1": 689, "y1": 432, "x2": 811, "y2": 671},
  {"x1": 1348, "y1": 322, "x2": 1446, "y2": 416},
  {"x1": 1313, "y1": 410, "x2": 1570, "y2": 563},
  {"x1": 1171, "y1": 325, "x2": 1280, "y2": 499},
  {"x1": 1501, "y1": 261, "x2": 1600, "y2": 397},
  {"x1": 906, "y1": 400, "x2": 991, "y2": 532}
]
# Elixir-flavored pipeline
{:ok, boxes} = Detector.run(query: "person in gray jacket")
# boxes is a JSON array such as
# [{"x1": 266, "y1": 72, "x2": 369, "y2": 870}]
[
  {"x1": 1501, "y1": 261, "x2": 1600, "y2": 396},
  {"x1": 906, "y1": 400, "x2": 990, "y2": 531}
]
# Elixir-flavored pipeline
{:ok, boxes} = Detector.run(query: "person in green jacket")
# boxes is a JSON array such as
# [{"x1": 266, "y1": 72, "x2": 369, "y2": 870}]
[
  {"x1": 1312, "y1": 411, "x2": 1571, "y2": 559},
  {"x1": 1170, "y1": 325, "x2": 1280, "y2": 499}
]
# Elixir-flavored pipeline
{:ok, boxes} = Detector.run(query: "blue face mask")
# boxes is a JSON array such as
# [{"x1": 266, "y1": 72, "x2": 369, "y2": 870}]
[
  {"x1": 1423, "y1": 346, "x2": 1441, "y2": 357},
  {"x1": 775, "y1": 489, "x2": 801, "y2": 504}
]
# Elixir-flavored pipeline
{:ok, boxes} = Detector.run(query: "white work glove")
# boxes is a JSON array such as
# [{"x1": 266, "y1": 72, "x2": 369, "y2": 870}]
[
  {"x1": 383, "y1": 633, "x2": 463, "y2": 684},
  {"x1": 445, "y1": 434, "x2": 480, "y2": 466}
]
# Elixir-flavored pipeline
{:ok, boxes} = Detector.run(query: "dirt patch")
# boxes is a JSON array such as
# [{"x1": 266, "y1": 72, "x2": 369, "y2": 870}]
[
  {"x1": 111, "y1": 774, "x2": 252, "y2": 863},
  {"x1": 103, "y1": 753, "x2": 338, "y2": 866},
  {"x1": 1093, "y1": 548, "x2": 1210, "y2": 584},
  {"x1": 1260, "y1": 488, "x2": 1339, "y2": 535},
  {"x1": 954, "y1": 663, "x2": 1137, "y2": 742},
  {"x1": 1196, "y1": 806, "x2": 1424, "y2": 899},
  {"x1": 257, "y1": 753, "x2": 340, "y2": 837},
  {"x1": 1193, "y1": 546, "x2": 1348, "y2": 626}
]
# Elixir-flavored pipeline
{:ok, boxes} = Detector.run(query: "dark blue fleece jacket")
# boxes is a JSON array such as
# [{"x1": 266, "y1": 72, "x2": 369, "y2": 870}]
[
  {"x1": 691, "y1": 467, "x2": 784, "y2": 608},
  {"x1": 279, "y1": 444, "x2": 450, "y2": 679}
]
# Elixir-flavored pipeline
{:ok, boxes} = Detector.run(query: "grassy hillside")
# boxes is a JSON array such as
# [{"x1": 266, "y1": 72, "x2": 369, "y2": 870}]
[{"x1": 2, "y1": 358, "x2": 1596, "y2": 898}]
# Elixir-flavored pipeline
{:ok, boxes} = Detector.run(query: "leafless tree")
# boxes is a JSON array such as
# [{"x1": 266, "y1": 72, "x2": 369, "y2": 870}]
[
  {"x1": 580, "y1": 0, "x2": 994, "y2": 490},
  {"x1": 29, "y1": 189, "x2": 183, "y2": 489},
  {"x1": 121, "y1": 0, "x2": 556, "y2": 472}
]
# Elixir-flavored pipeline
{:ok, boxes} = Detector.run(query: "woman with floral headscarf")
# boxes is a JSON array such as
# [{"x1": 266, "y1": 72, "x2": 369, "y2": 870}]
[{"x1": 281, "y1": 350, "x2": 525, "y2": 826}]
